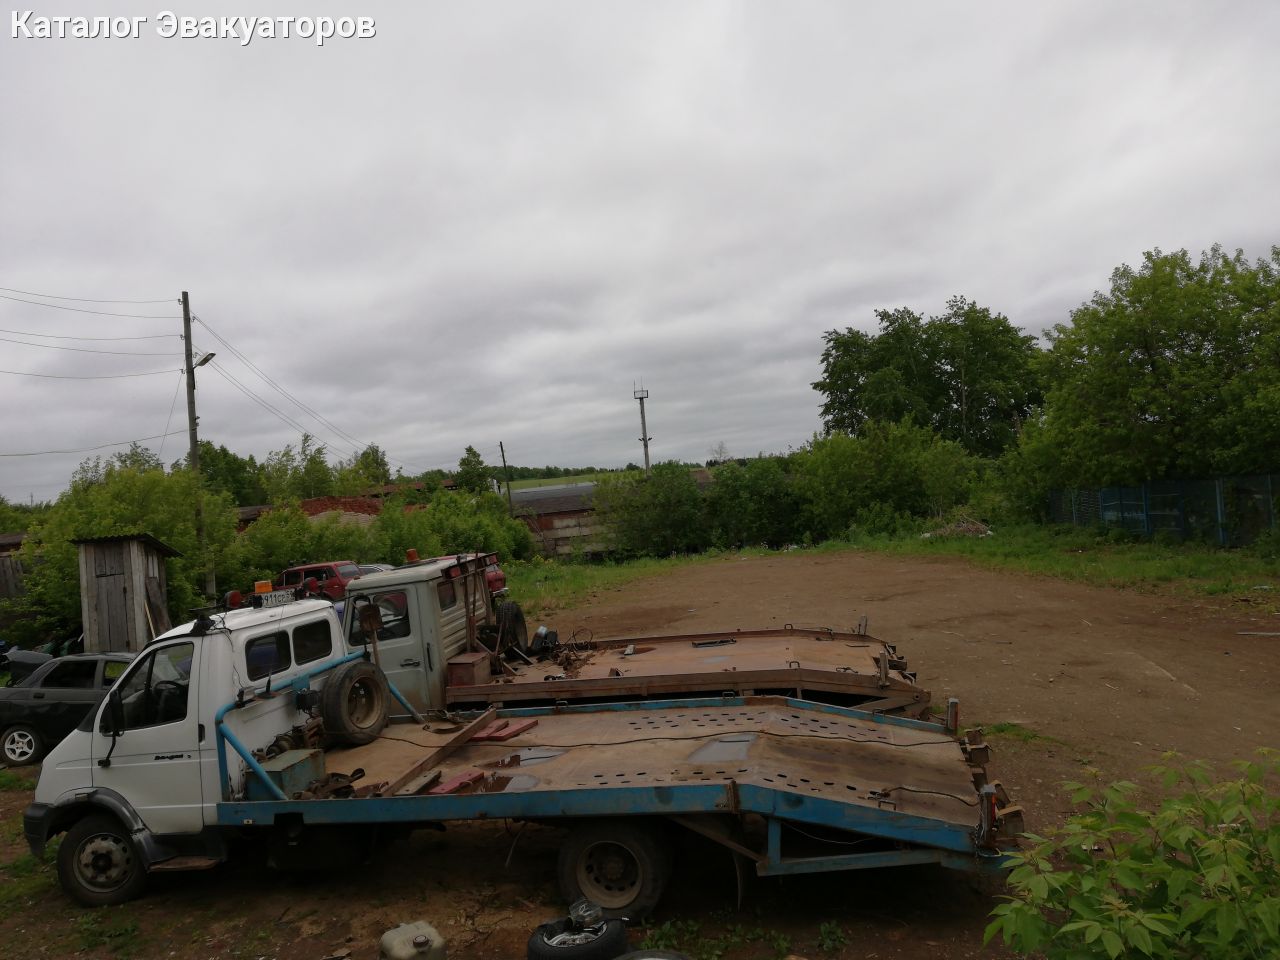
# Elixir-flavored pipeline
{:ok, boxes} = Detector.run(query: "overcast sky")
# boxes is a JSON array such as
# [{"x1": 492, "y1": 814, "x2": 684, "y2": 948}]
[{"x1": 2, "y1": 1, "x2": 1276, "y2": 502}]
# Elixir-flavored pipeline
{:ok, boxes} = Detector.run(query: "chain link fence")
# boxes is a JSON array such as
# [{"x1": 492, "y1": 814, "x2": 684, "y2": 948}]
[{"x1": 1050, "y1": 474, "x2": 1279, "y2": 546}]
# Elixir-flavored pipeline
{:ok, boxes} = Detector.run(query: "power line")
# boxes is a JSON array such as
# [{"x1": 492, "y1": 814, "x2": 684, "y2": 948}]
[
  {"x1": 0, "y1": 326, "x2": 179, "y2": 342},
  {"x1": 157, "y1": 371, "x2": 185, "y2": 463},
  {"x1": 194, "y1": 315, "x2": 366, "y2": 449},
  {"x1": 0, "y1": 429, "x2": 187, "y2": 458},
  {"x1": 0, "y1": 367, "x2": 181, "y2": 380},
  {"x1": 204, "y1": 359, "x2": 316, "y2": 439},
  {"x1": 0, "y1": 293, "x2": 179, "y2": 319},
  {"x1": 0, "y1": 335, "x2": 181, "y2": 357},
  {"x1": 194, "y1": 314, "x2": 420, "y2": 471},
  {"x1": 0, "y1": 285, "x2": 172, "y2": 304}
]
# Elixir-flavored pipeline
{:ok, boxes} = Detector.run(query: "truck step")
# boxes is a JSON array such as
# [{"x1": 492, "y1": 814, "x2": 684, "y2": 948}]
[{"x1": 150, "y1": 856, "x2": 220, "y2": 872}]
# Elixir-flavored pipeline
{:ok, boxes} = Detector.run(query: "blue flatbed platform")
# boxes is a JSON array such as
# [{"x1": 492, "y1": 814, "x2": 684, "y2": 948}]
[{"x1": 217, "y1": 696, "x2": 1021, "y2": 877}]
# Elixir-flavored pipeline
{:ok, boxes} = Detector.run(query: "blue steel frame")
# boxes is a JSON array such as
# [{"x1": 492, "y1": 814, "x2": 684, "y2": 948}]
[
  {"x1": 214, "y1": 650, "x2": 421, "y2": 802},
  {"x1": 213, "y1": 694, "x2": 1008, "y2": 872}
]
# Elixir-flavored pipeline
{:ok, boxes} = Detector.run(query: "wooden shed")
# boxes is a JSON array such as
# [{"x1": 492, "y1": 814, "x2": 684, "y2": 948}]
[{"x1": 73, "y1": 534, "x2": 180, "y2": 653}]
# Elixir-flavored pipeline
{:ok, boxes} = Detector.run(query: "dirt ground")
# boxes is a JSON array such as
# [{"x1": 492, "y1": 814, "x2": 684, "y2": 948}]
[{"x1": 2, "y1": 549, "x2": 1277, "y2": 960}]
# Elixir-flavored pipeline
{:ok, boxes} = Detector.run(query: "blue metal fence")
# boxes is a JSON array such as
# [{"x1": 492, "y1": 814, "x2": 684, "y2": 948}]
[{"x1": 1050, "y1": 474, "x2": 1278, "y2": 546}]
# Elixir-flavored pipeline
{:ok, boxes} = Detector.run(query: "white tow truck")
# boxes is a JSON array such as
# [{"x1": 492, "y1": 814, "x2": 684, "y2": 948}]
[{"x1": 26, "y1": 553, "x2": 1021, "y2": 911}]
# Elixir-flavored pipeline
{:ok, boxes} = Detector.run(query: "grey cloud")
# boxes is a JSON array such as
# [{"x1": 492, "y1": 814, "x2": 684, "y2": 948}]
[{"x1": 2, "y1": 1, "x2": 1277, "y2": 499}]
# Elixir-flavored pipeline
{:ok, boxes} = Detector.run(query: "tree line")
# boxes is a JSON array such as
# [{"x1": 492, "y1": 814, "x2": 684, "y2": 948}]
[
  {"x1": 597, "y1": 244, "x2": 1280, "y2": 554},
  {"x1": 2, "y1": 443, "x2": 535, "y2": 649}
]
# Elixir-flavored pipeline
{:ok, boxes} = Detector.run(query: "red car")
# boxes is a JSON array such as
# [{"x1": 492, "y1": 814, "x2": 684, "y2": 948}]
[{"x1": 277, "y1": 561, "x2": 362, "y2": 602}]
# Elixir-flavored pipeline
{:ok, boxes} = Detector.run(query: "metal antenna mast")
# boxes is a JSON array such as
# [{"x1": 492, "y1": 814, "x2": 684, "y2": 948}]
[{"x1": 633, "y1": 382, "x2": 652, "y2": 475}]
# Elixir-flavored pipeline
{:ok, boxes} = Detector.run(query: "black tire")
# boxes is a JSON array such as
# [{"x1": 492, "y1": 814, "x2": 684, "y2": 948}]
[
  {"x1": 57, "y1": 814, "x2": 147, "y2": 906},
  {"x1": 321, "y1": 660, "x2": 389, "y2": 745},
  {"x1": 557, "y1": 820, "x2": 671, "y2": 920},
  {"x1": 527, "y1": 917, "x2": 628, "y2": 960},
  {"x1": 1, "y1": 724, "x2": 44, "y2": 766},
  {"x1": 497, "y1": 601, "x2": 529, "y2": 654}
]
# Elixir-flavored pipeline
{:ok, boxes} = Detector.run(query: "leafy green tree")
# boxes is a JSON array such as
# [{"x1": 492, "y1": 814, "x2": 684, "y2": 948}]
[
  {"x1": 1035, "y1": 245, "x2": 1280, "y2": 485},
  {"x1": 185, "y1": 440, "x2": 266, "y2": 506},
  {"x1": 0, "y1": 494, "x2": 49, "y2": 534},
  {"x1": 369, "y1": 491, "x2": 533, "y2": 563},
  {"x1": 704, "y1": 458, "x2": 801, "y2": 548},
  {"x1": 10, "y1": 460, "x2": 238, "y2": 644},
  {"x1": 334, "y1": 444, "x2": 393, "y2": 494},
  {"x1": 987, "y1": 751, "x2": 1280, "y2": 960},
  {"x1": 260, "y1": 434, "x2": 335, "y2": 503},
  {"x1": 454, "y1": 446, "x2": 492, "y2": 495},
  {"x1": 813, "y1": 308, "x2": 935, "y2": 435},
  {"x1": 930, "y1": 297, "x2": 1044, "y2": 457},
  {"x1": 813, "y1": 299, "x2": 1042, "y2": 457},
  {"x1": 595, "y1": 462, "x2": 709, "y2": 556},
  {"x1": 794, "y1": 421, "x2": 975, "y2": 539}
]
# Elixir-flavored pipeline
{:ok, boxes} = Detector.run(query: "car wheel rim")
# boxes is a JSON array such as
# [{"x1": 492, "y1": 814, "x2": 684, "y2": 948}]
[
  {"x1": 577, "y1": 841, "x2": 640, "y2": 909},
  {"x1": 346, "y1": 678, "x2": 379, "y2": 728},
  {"x1": 544, "y1": 924, "x2": 607, "y2": 947},
  {"x1": 4, "y1": 731, "x2": 34, "y2": 762},
  {"x1": 76, "y1": 833, "x2": 133, "y2": 891}
]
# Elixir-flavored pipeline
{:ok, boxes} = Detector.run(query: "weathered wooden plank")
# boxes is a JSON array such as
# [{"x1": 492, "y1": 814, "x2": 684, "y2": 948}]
[{"x1": 378, "y1": 706, "x2": 496, "y2": 797}]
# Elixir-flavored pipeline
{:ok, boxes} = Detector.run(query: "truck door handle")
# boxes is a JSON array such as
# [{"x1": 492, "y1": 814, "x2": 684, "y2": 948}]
[
  {"x1": 400, "y1": 659, "x2": 421, "y2": 668},
  {"x1": 32, "y1": 692, "x2": 44, "y2": 699}
]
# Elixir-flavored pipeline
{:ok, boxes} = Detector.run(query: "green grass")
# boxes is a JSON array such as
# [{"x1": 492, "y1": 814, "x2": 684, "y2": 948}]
[
  {"x1": 506, "y1": 551, "x2": 762, "y2": 618},
  {"x1": 505, "y1": 525, "x2": 1278, "y2": 622},
  {"x1": 0, "y1": 848, "x2": 56, "y2": 907},
  {"x1": 827, "y1": 523, "x2": 1280, "y2": 598},
  {"x1": 0, "y1": 770, "x2": 37, "y2": 792}
]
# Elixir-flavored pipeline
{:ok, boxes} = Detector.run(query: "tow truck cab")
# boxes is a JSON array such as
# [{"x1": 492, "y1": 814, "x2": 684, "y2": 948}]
[
  {"x1": 333, "y1": 552, "x2": 519, "y2": 714},
  {"x1": 25, "y1": 599, "x2": 347, "y2": 850},
  {"x1": 24, "y1": 553, "x2": 516, "y2": 870}
]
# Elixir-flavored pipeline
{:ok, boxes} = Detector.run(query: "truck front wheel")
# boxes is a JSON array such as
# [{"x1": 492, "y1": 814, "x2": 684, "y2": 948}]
[
  {"x1": 557, "y1": 820, "x2": 671, "y2": 920},
  {"x1": 57, "y1": 814, "x2": 147, "y2": 906}
]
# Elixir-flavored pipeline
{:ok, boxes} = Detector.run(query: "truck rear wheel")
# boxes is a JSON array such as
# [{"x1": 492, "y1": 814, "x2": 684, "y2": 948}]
[
  {"x1": 57, "y1": 814, "x2": 147, "y2": 906},
  {"x1": 322, "y1": 660, "x2": 390, "y2": 745},
  {"x1": 557, "y1": 820, "x2": 671, "y2": 920}
]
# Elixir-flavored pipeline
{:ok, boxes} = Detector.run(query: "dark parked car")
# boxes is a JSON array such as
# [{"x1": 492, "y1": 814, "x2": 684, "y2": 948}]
[
  {"x1": 2, "y1": 633, "x2": 85, "y2": 686},
  {"x1": 0, "y1": 653, "x2": 132, "y2": 766}
]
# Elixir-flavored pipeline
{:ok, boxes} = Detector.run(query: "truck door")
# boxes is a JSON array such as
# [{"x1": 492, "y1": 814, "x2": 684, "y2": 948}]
[
  {"x1": 91, "y1": 639, "x2": 204, "y2": 836},
  {"x1": 346, "y1": 589, "x2": 431, "y2": 714}
]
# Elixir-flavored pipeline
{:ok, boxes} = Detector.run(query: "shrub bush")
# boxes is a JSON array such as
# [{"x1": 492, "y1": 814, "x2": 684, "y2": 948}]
[{"x1": 986, "y1": 752, "x2": 1280, "y2": 959}]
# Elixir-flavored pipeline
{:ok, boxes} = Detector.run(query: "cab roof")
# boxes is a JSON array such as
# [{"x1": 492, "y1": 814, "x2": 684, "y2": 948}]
[{"x1": 155, "y1": 598, "x2": 337, "y2": 643}]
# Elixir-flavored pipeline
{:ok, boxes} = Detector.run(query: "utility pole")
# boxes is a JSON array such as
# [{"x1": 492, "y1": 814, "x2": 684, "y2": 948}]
[
  {"x1": 498, "y1": 441, "x2": 515, "y2": 517},
  {"x1": 633, "y1": 384, "x2": 652, "y2": 475},
  {"x1": 181, "y1": 291, "x2": 216, "y2": 596}
]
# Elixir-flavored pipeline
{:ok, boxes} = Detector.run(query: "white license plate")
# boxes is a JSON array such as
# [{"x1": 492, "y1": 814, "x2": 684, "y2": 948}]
[{"x1": 259, "y1": 590, "x2": 294, "y2": 607}]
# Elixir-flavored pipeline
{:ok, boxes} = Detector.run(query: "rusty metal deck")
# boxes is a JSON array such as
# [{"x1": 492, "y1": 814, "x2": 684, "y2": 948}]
[
  {"x1": 444, "y1": 627, "x2": 930, "y2": 717},
  {"x1": 328, "y1": 697, "x2": 985, "y2": 834}
]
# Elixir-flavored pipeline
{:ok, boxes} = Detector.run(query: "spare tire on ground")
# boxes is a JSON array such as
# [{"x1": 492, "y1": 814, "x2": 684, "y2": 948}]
[
  {"x1": 526, "y1": 917, "x2": 628, "y2": 960},
  {"x1": 321, "y1": 659, "x2": 389, "y2": 745}
]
